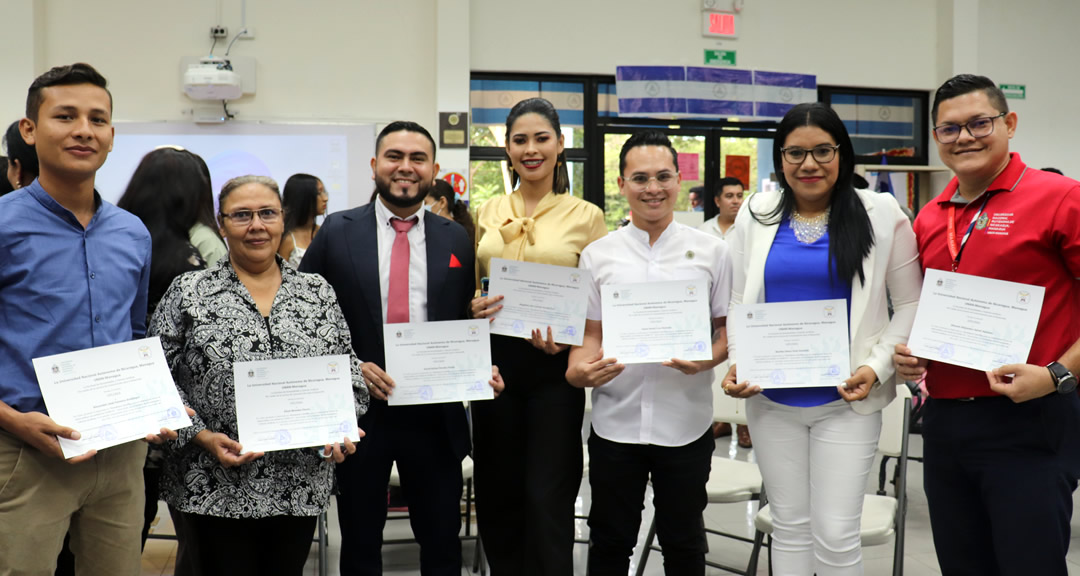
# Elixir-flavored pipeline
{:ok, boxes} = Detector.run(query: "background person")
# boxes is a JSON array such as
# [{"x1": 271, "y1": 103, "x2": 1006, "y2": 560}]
[
  {"x1": 469, "y1": 97, "x2": 607, "y2": 575},
  {"x1": 424, "y1": 178, "x2": 476, "y2": 245},
  {"x1": 723, "y1": 102, "x2": 922, "y2": 575},
  {"x1": 4, "y1": 119, "x2": 39, "y2": 192},
  {"x1": 185, "y1": 150, "x2": 228, "y2": 266},
  {"x1": 278, "y1": 173, "x2": 327, "y2": 267},
  {"x1": 152, "y1": 175, "x2": 366, "y2": 576}
]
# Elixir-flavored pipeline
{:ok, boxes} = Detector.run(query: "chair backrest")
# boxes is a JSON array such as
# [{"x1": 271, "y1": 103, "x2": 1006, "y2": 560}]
[
  {"x1": 878, "y1": 382, "x2": 912, "y2": 457},
  {"x1": 712, "y1": 363, "x2": 749, "y2": 425}
]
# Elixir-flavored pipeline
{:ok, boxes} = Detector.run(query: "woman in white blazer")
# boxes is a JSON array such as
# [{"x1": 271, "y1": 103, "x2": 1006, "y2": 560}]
[{"x1": 723, "y1": 102, "x2": 923, "y2": 575}]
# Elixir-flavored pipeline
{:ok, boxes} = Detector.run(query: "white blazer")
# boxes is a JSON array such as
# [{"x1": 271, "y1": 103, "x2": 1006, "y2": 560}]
[{"x1": 727, "y1": 189, "x2": 923, "y2": 414}]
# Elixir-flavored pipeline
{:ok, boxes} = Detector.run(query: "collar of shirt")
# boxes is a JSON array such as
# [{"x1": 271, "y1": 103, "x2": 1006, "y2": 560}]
[
  {"x1": 374, "y1": 196, "x2": 426, "y2": 233},
  {"x1": 626, "y1": 219, "x2": 678, "y2": 247},
  {"x1": 938, "y1": 152, "x2": 1026, "y2": 206},
  {"x1": 26, "y1": 179, "x2": 104, "y2": 230}
]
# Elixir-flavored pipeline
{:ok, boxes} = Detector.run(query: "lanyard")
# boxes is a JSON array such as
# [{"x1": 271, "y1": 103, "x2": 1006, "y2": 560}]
[
  {"x1": 946, "y1": 194, "x2": 993, "y2": 272},
  {"x1": 945, "y1": 167, "x2": 1027, "y2": 272}
]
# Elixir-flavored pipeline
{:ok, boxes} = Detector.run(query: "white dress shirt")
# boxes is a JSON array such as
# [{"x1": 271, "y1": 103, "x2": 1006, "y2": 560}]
[
  {"x1": 579, "y1": 221, "x2": 732, "y2": 447},
  {"x1": 698, "y1": 215, "x2": 734, "y2": 241},
  {"x1": 374, "y1": 197, "x2": 428, "y2": 323}
]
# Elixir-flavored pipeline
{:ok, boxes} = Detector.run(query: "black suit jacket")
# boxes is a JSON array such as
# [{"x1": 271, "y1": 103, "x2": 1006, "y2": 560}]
[{"x1": 300, "y1": 202, "x2": 475, "y2": 460}]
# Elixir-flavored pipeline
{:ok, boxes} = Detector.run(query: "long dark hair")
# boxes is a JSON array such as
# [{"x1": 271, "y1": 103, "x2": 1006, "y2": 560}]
[
  {"x1": 186, "y1": 150, "x2": 219, "y2": 233},
  {"x1": 504, "y1": 98, "x2": 569, "y2": 194},
  {"x1": 752, "y1": 102, "x2": 874, "y2": 286},
  {"x1": 117, "y1": 148, "x2": 208, "y2": 311},
  {"x1": 430, "y1": 179, "x2": 475, "y2": 244},
  {"x1": 282, "y1": 173, "x2": 322, "y2": 236},
  {"x1": 4, "y1": 121, "x2": 39, "y2": 184}
]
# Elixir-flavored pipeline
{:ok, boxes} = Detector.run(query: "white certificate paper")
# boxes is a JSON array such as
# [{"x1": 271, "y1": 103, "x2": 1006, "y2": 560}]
[
  {"x1": 907, "y1": 269, "x2": 1045, "y2": 371},
  {"x1": 601, "y1": 279, "x2": 713, "y2": 364},
  {"x1": 384, "y1": 320, "x2": 495, "y2": 406},
  {"x1": 233, "y1": 355, "x2": 360, "y2": 454},
  {"x1": 33, "y1": 337, "x2": 193, "y2": 459},
  {"x1": 488, "y1": 258, "x2": 590, "y2": 346},
  {"x1": 732, "y1": 299, "x2": 851, "y2": 389}
]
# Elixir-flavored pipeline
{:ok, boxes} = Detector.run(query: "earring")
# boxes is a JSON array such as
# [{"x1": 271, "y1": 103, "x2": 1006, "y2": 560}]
[
  {"x1": 507, "y1": 165, "x2": 515, "y2": 173},
  {"x1": 13, "y1": 179, "x2": 20, "y2": 189},
  {"x1": 556, "y1": 161, "x2": 562, "y2": 167}
]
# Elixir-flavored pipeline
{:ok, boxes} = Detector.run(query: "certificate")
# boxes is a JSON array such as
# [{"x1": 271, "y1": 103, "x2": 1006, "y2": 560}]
[
  {"x1": 732, "y1": 299, "x2": 851, "y2": 389},
  {"x1": 907, "y1": 269, "x2": 1045, "y2": 371},
  {"x1": 601, "y1": 279, "x2": 713, "y2": 364},
  {"x1": 233, "y1": 355, "x2": 360, "y2": 454},
  {"x1": 488, "y1": 257, "x2": 590, "y2": 346},
  {"x1": 33, "y1": 337, "x2": 193, "y2": 459},
  {"x1": 384, "y1": 319, "x2": 495, "y2": 406}
]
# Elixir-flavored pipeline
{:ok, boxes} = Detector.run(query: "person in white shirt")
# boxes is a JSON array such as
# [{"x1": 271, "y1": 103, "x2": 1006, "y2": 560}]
[
  {"x1": 567, "y1": 130, "x2": 732, "y2": 575},
  {"x1": 698, "y1": 177, "x2": 745, "y2": 241}
]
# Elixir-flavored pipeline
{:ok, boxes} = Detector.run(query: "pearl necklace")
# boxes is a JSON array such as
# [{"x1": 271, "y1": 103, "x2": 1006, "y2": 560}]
[{"x1": 791, "y1": 208, "x2": 830, "y2": 244}]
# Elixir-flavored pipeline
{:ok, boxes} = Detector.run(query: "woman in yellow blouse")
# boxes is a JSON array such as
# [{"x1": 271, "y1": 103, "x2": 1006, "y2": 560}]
[{"x1": 470, "y1": 98, "x2": 607, "y2": 575}]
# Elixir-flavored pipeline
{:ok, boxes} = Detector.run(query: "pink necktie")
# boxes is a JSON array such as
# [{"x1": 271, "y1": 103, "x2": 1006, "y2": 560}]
[{"x1": 386, "y1": 217, "x2": 417, "y2": 324}]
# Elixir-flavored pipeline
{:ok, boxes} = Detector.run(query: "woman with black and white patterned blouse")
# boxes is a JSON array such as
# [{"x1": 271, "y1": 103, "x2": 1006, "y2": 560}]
[{"x1": 150, "y1": 175, "x2": 369, "y2": 576}]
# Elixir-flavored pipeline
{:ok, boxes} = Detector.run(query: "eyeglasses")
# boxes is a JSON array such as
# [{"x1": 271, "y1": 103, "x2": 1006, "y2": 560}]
[
  {"x1": 932, "y1": 113, "x2": 1006, "y2": 144},
  {"x1": 220, "y1": 208, "x2": 282, "y2": 226},
  {"x1": 780, "y1": 144, "x2": 840, "y2": 165},
  {"x1": 624, "y1": 172, "x2": 678, "y2": 191}
]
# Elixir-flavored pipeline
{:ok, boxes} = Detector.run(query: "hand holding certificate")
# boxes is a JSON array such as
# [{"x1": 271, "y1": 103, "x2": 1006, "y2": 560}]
[
  {"x1": 33, "y1": 337, "x2": 193, "y2": 459},
  {"x1": 488, "y1": 258, "x2": 590, "y2": 346},
  {"x1": 233, "y1": 355, "x2": 361, "y2": 454},
  {"x1": 600, "y1": 279, "x2": 713, "y2": 364},
  {"x1": 731, "y1": 299, "x2": 851, "y2": 389},
  {"x1": 907, "y1": 269, "x2": 1044, "y2": 371},
  {"x1": 384, "y1": 319, "x2": 495, "y2": 406}
]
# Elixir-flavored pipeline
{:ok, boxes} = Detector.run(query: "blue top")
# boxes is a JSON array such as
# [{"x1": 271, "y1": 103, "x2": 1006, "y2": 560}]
[
  {"x1": 0, "y1": 180, "x2": 151, "y2": 414},
  {"x1": 762, "y1": 217, "x2": 851, "y2": 407}
]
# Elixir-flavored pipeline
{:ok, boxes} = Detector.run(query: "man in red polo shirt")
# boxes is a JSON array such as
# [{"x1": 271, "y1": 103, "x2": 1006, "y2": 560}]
[{"x1": 895, "y1": 74, "x2": 1080, "y2": 575}]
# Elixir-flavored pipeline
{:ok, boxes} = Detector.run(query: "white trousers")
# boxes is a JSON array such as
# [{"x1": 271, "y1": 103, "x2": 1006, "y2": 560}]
[{"x1": 747, "y1": 396, "x2": 882, "y2": 576}]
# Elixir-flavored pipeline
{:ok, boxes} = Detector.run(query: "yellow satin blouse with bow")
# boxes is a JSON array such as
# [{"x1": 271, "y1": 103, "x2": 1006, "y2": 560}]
[{"x1": 476, "y1": 190, "x2": 607, "y2": 289}]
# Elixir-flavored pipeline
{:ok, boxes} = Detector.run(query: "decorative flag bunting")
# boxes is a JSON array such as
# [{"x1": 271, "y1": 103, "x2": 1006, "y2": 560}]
[
  {"x1": 752, "y1": 71, "x2": 817, "y2": 119},
  {"x1": 614, "y1": 66, "x2": 816, "y2": 120},
  {"x1": 470, "y1": 79, "x2": 585, "y2": 126},
  {"x1": 685, "y1": 67, "x2": 754, "y2": 116},
  {"x1": 832, "y1": 94, "x2": 915, "y2": 138},
  {"x1": 614, "y1": 66, "x2": 687, "y2": 116}
]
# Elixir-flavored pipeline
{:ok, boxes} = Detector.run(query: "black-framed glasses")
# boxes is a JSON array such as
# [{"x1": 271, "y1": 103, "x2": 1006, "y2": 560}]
[
  {"x1": 932, "y1": 112, "x2": 1006, "y2": 144},
  {"x1": 624, "y1": 172, "x2": 678, "y2": 191},
  {"x1": 780, "y1": 144, "x2": 840, "y2": 165},
  {"x1": 220, "y1": 208, "x2": 282, "y2": 226}
]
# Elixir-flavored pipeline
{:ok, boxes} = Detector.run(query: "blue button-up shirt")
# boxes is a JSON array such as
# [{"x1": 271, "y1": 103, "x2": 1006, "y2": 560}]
[{"x1": 0, "y1": 180, "x2": 151, "y2": 414}]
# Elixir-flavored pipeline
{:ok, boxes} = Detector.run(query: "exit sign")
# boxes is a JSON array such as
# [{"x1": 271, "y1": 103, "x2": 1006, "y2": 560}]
[
  {"x1": 702, "y1": 12, "x2": 740, "y2": 38},
  {"x1": 1000, "y1": 84, "x2": 1026, "y2": 100},
  {"x1": 705, "y1": 49, "x2": 736, "y2": 66}
]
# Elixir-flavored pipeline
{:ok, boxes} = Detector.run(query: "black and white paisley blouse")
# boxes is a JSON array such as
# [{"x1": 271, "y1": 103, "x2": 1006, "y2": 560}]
[{"x1": 150, "y1": 256, "x2": 369, "y2": 518}]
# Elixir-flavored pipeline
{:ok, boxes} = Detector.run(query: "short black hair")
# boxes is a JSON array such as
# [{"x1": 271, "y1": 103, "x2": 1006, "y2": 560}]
[
  {"x1": 717, "y1": 176, "x2": 745, "y2": 190},
  {"x1": 689, "y1": 186, "x2": 704, "y2": 196},
  {"x1": 1041, "y1": 167, "x2": 1064, "y2": 176},
  {"x1": 619, "y1": 130, "x2": 678, "y2": 176},
  {"x1": 26, "y1": 63, "x2": 112, "y2": 122},
  {"x1": 375, "y1": 121, "x2": 436, "y2": 160},
  {"x1": 4, "y1": 120, "x2": 39, "y2": 181},
  {"x1": 932, "y1": 74, "x2": 1008, "y2": 125}
]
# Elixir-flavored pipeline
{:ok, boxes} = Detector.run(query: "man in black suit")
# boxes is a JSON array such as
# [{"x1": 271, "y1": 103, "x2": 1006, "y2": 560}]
[{"x1": 301, "y1": 121, "x2": 475, "y2": 575}]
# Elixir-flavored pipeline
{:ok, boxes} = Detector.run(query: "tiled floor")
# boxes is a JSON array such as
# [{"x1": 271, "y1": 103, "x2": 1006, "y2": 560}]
[{"x1": 140, "y1": 430, "x2": 1080, "y2": 575}]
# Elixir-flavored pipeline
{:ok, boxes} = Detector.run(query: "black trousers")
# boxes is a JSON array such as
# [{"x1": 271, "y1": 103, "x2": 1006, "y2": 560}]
[
  {"x1": 923, "y1": 393, "x2": 1080, "y2": 576},
  {"x1": 336, "y1": 402, "x2": 464, "y2": 576},
  {"x1": 172, "y1": 511, "x2": 317, "y2": 576},
  {"x1": 472, "y1": 337, "x2": 584, "y2": 575},
  {"x1": 586, "y1": 427, "x2": 713, "y2": 576}
]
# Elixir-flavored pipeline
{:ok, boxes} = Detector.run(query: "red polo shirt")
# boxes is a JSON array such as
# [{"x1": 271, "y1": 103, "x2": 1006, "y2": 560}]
[{"x1": 913, "y1": 153, "x2": 1080, "y2": 398}]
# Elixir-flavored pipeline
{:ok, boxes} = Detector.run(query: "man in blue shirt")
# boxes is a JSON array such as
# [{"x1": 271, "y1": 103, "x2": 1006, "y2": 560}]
[{"x1": 0, "y1": 63, "x2": 152, "y2": 574}]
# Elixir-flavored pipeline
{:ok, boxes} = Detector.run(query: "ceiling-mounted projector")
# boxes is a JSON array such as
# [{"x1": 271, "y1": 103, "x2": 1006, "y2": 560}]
[{"x1": 183, "y1": 57, "x2": 242, "y2": 100}]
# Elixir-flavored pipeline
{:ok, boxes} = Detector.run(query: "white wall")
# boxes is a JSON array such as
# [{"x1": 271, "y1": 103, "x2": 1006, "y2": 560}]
[
  {"x1": 977, "y1": 0, "x2": 1080, "y2": 176},
  {"x1": 470, "y1": 0, "x2": 940, "y2": 90},
  {"x1": 27, "y1": 0, "x2": 437, "y2": 129}
]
